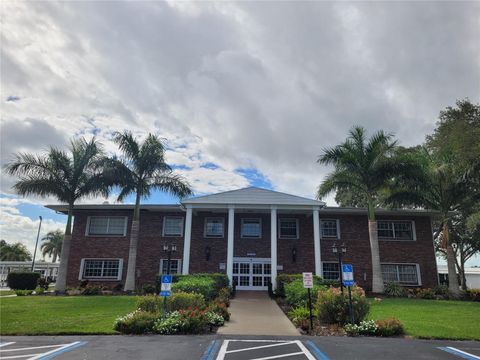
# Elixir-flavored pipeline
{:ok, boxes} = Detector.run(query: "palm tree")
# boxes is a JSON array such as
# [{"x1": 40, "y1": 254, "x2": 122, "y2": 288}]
[
  {"x1": 317, "y1": 126, "x2": 413, "y2": 293},
  {"x1": 41, "y1": 230, "x2": 63, "y2": 263},
  {"x1": 111, "y1": 131, "x2": 193, "y2": 292},
  {"x1": 386, "y1": 148, "x2": 476, "y2": 296},
  {"x1": 0, "y1": 240, "x2": 32, "y2": 261},
  {"x1": 4, "y1": 137, "x2": 114, "y2": 292}
]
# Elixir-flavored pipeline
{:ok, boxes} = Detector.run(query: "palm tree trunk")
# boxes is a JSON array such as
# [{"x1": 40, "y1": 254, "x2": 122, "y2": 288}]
[
  {"x1": 55, "y1": 204, "x2": 74, "y2": 293},
  {"x1": 443, "y1": 223, "x2": 460, "y2": 296},
  {"x1": 52, "y1": 253, "x2": 57, "y2": 263},
  {"x1": 367, "y1": 199, "x2": 384, "y2": 293},
  {"x1": 124, "y1": 192, "x2": 141, "y2": 292}
]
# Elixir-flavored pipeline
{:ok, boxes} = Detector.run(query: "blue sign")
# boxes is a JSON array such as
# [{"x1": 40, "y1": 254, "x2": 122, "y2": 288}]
[
  {"x1": 342, "y1": 264, "x2": 354, "y2": 287},
  {"x1": 160, "y1": 275, "x2": 172, "y2": 297}
]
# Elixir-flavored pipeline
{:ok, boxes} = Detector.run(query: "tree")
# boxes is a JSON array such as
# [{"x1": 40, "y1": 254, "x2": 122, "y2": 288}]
[
  {"x1": 0, "y1": 240, "x2": 32, "y2": 261},
  {"x1": 41, "y1": 230, "x2": 64, "y2": 263},
  {"x1": 4, "y1": 137, "x2": 114, "y2": 292},
  {"x1": 317, "y1": 126, "x2": 416, "y2": 293},
  {"x1": 111, "y1": 131, "x2": 193, "y2": 292}
]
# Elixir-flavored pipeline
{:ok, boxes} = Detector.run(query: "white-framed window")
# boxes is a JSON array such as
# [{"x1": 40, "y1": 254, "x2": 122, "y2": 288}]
[
  {"x1": 279, "y1": 218, "x2": 299, "y2": 239},
  {"x1": 159, "y1": 259, "x2": 182, "y2": 274},
  {"x1": 86, "y1": 216, "x2": 127, "y2": 236},
  {"x1": 162, "y1": 216, "x2": 184, "y2": 237},
  {"x1": 79, "y1": 258, "x2": 123, "y2": 280},
  {"x1": 381, "y1": 263, "x2": 421, "y2": 286},
  {"x1": 241, "y1": 218, "x2": 262, "y2": 238},
  {"x1": 378, "y1": 221, "x2": 415, "y2": 240},
  {"x1": 204, "y1": 217, "x2": 224, "y2": 238},
  {"x1": 322, "y1": 262, "x2": 340, "y2": 280},
  {"x1": 321, "y1": 219, "x2": 340, "y2": 238}
]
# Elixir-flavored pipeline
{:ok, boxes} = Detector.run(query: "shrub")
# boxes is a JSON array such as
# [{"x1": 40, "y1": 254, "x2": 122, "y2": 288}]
[
  {"x1": 465, "y1": 289, "x2": 480, "y2": 302},
  {"x1": 287, "y1": 306, "x2": 316, "y2": 329},
  {"x1": 168, "y1": 292, "x2": 205, "y2": 311},
  {"x1": 79, "y1": 280, "x2": 89, "y2": 288},
  {"x1": 141, "y1": 283, "x2": 157, "y2": 295},
  {"x1": 35, "y1": 287, "x2": 45, "y2": 295},
  {"x1": 137, "y1": 295, "x2": 164, "y2": 313},
  {"x1": 276, "y1": 274, "x2": 339, "y2": 297},
  {"x1": 317, "y1": 286, "x2": 370, "y2": 325},
  {"x1": 375, "y1": 318, "x2": 404, "y2": 337},
  {"x1": 205, "y1": 311, "x2": 224, "y2": 326},
  {"x1": 154, "y1": 309, "x2": 208, "y2": 335},
  {"x1": 168, "y1": 273, "x2": 229, "y2": 290},
  {"x1": 344, "y1": 320, "x2": 378, "y2": 336},
  {"x1": 416, "y1": 288, "x2": 435, "y2": 299},
  {"x1": 37, "y1": 277, "x2": 50, "y2": 290},
  {"x1": 384, "y1": 282, "x2": 408, "y2": 297},
  {"x1": 217, "y1": 287, "x2": 232, "y2": 306},
  {"x1": 7, "y1": 272, "x2": 41, "y2": 290},
  {"x1": 81, "y1": 286, "x2": 102, "y2": 295},
  {"x1": 15, "y1": 289, "x2": 34, "y2": 296},
  {"x1": 207, "y1": 301, "x2": 230, "y2": 321},
  {"x1": 172, "y1": 277, "x2": 216, "y2": 300},
  {"x1": 285, "y1": 279, "x2": 325, "y2": 307},
  {"x1": 114, "y1": 310, "x2": 159, "y2": 334}
]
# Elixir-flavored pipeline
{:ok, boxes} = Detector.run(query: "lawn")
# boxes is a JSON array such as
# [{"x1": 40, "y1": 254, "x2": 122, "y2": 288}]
[
  {"x1": 0, "y1": 296, "x2": 138, "y2": 335},
  {"x1": 368, "y1": 298, "x2": 480, "y2": 340},
  {"x1": 0, "y1": 290, "x2": 15, "y2": 296}
]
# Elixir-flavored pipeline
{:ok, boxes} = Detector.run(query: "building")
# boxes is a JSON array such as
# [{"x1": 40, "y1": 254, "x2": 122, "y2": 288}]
[
  {"x1": 46, "y1": 187, "x2": 438, "y2": 291},
  {"x1": 0, "y1": 261, "x2": 59, "y2": 287},
  {"x1": 438, "y1": 265, "x2": 480, "y2": 289}
]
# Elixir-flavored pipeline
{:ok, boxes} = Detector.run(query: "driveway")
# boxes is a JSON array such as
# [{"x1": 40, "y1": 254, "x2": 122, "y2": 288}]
[{"x1": 1, "y1": 335, "x2": 479, "y2": 360}]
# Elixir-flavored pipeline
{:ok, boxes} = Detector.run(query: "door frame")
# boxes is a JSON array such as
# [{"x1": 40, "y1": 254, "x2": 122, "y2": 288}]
[{"x1": 233, "y1": 257, "x2": 271, "y2": 291}]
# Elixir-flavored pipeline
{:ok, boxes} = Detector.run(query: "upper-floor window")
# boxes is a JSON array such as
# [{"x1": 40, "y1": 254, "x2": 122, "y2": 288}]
[
  {"x1": 377, "y1": 221, "x2": 415, "y2": 240},
  {"x1": 163, "y1": 216, "x2": 184, "y2": 237},
  {"x1": 279, "y1": 218, "x2": 299, "y2": 239},
  {"x1": 321, "y1": 219, "x2": 339, "y2": 238},
  {"x1": 381, "y1": 263, "x2": 420, "y2": 286},
  {"x1": 86, "y1": 216, "x2": 127, "y2": 236},
  {"x1": 241, "y1": 218, "x2": 262, "y2": 238},
  {"x1": 80, "y1": 258, "x2": 122, "y2": 280},
  {"x1": 204, "y1": 217, "x2": 224, "y2": 238}
]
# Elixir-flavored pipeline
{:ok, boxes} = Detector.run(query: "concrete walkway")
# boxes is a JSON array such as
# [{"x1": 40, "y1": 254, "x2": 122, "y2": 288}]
[{"x1": 217, "y1": 291, "x2": 300, "y2": 336}]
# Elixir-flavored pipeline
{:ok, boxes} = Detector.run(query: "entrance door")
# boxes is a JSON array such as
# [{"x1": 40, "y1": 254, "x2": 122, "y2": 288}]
[{"x1": 233, "y1": 258, "x2": 271, "y2": 290}]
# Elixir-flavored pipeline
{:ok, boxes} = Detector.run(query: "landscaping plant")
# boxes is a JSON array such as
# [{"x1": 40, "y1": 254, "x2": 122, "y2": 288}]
[
  {"x1": 384, "y1": 282, "x2": 407, "y2": 297},
  {"x1": 317, "y1": 286, "x2": 369, "y2": 325},
  {"x1": 375, "y1": 318, "x2": 405, "y2": 337},
  {"x1": 154, "y1": 309, "x2": 208, "y2": 335},
  {"x1": 136, "y1": 295, "x2": 164, "y2": 313},
  {"x1": 285, "y1": 279, "x2": 326, "y2": 307},
  {"x1": 14, "y1": 290, "x2": 34, "y2": 296},
  {"x1": 167, "y1": 292, "x2": 205, "y2": 312},
  {"x1": 207, "y1": 301, "x2": 230, "y2": 321},
  {"x1": 113, "y1": 310, "x2": 159, "y2": 334},
  {"x1": 344, "y1": 320, "x2": 378, "y2": 336},
  {"x1": 7, "y1": 272, "x2": 40, "y2": 290},
  {"x1": 171, "y1": 277, "x2": 216, "y2": 300}
]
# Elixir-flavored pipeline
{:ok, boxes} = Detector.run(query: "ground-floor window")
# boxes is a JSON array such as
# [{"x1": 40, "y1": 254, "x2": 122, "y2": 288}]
[
  {"x1": 381, "y1": 263, "x2": 420, "y2": 286},
  {"x1": 80, "y1": 259, "x2": 122, "y2": 280},
  {"x1": 160, "y1": 259, "x2": 182, "y2": 274},
  {"x1": 322, "y1": 262, "x2": 340, "y2": 280}
]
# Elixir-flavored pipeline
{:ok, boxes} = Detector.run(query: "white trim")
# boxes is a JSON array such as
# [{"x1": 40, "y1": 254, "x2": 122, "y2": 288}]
[
  {"x1": 85, "y1": 216, "x2": 128, "y2": 237},
  {"x1": 377, "y1": 220, "x2": 416, "y2": 241},
  {"x1": 117, "y1": 259, "x2": 123, "y2": 280},
  {"x1": 182, "y1": 206, "x2": 192, "y2": 274},
  {"x1": 313, "y1": 208, "x2": 321, "y2": 277},
  {"x1": 159, "y1": 258, "x2": 182, "y2": 275},
  {"x1": 227, "y1": 206, "x2": 235, "y2": 285},
  {"x1": 411, "y1": 220, "x2": 417, "y2": 241},
  {"x1": 240, "y1": 218, "x2": 262, "y2": 238},
  {"x1": 416, "y1": 263, "x2": 422, "y2": 286},
  {"x1": 204, "y1": 217, "x2": 225, "y2": 238},
  {"x1": 78, "y1": 259, "x2": 85, "y2": 280},
  {"x1": 271, "y1": 206, "x2": 278, "y2": 290},
  {"x1": 162, "y1": 216, "x2": 184, "y2": 237},
  {"x1": 381, "y1": 262, "x2": 421, "y2": 286},
  {"x1": 79, "y1": 258, "x2": 123, "y2": 281},
  {"x1": 336, "y1": 219, "x2": 341, "y2": 240},
  {"x1": 278, "y1": 218, "x2": 299, "y2": 239}
]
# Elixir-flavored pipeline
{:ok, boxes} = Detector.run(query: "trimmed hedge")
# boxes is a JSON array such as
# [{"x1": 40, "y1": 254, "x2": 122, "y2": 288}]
[
  {"x1": 7, "y1": 272, "x2": 40, "y2": 290},
  {"x1": 284, "y1": 279, "x2": 326, "y2": 307},
  {"x1": 276, "y1": 274, "x2": 339, "y2": 297},
  {"x1": 169, "y1": 273, "x2": 229, "y2": 290},
  {"x1": 172, "y1": 277, "x2": 216, "y2": 300}
]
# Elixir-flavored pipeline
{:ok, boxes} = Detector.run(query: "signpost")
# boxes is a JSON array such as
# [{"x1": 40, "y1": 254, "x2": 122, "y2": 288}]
[
  {"x1": 302, "y1": 272, "x2": 314, "y2": 331},
  {"x1": 342, "y1": 264, "x2": 355, "y2": 324},
  {"x1": 160, "y1": 275, "x2": 172, "y2": 297}
]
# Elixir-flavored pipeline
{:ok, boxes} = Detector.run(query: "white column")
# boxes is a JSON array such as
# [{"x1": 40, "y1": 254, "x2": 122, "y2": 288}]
[
  {"x1": 182, "y1": 205, "x2": 193, "y2": 274},
  {"x1": 226, "y1": 205, "x2": 235, "y2": 285},
  {"x1": 313, "y1": 207, "x2": 322, "y2": 277},
  {"x1": 270, "y1": 206, "x2": 277, "y2": 290}
]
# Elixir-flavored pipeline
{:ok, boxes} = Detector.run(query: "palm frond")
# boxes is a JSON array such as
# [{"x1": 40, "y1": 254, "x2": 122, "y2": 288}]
[{"x1": 151, "y1": 172, "x2": 193, "y2": 199}]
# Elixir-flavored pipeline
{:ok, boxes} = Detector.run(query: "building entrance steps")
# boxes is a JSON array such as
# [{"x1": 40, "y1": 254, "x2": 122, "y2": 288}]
[{"x1": 217, "y1": 291, "x2": 300, "y2": 336}]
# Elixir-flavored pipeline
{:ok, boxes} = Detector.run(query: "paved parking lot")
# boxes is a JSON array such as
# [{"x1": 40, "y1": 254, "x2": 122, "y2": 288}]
[{"x1": 0, "y1": 335, "x2": 479, "y2": 360}]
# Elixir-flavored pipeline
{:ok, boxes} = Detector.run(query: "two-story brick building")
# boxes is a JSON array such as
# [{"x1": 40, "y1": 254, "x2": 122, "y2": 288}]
[{"x1": 46, "y1": 187, "x2": 438, "y2": 291}]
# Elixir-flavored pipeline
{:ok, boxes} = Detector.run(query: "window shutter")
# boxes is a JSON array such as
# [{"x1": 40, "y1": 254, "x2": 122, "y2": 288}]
[{"x1": 78, "y1": 259, "x2": 85, "y2": 280}]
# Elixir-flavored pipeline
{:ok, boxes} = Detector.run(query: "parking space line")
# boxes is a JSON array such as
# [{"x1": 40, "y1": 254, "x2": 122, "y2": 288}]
[
  {"x1": 0, "y1": 342, "x2": 16, "y2": 348},
  {"x1": 201, "y1": 340, "x2": 221, "y2": 360},
  {"x1": 249, "y1": 352, "x2": 305, "y2": 360},
  {"x1": 2, "y1": 354, "x2": 44, "y2": 359},
  {"x1": 31, "y1": 341, "x2": 87, "y2": 360},
  {"x1": 305, "y1": 341, "x2": 330, "y2": 360},
  {"x1": 226, "y1": 342, "x2": 295, "y2": 354},
  {"x1": 438, "y1": 347, "x2": 480, "y2": 360},
  {"x1": 1, "y1": 344, "x2": 66, "y2": 352}
]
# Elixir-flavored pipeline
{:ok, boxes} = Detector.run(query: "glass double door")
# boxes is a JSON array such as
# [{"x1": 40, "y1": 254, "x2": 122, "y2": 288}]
[{"x1": 232, "y1": 258, "x2": 271, "y2": 290}]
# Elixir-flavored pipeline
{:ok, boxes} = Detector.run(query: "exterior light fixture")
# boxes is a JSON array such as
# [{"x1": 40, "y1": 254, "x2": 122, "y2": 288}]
[
  {"x1": 205, "y1": 246, "x2": 211, "y2": 261},
  {"x1": 291, "y1": 247, "x2": 297, "y2": 263},
  {"x1": 332, "y1": 242, "x2": 347, "y2": 295}
]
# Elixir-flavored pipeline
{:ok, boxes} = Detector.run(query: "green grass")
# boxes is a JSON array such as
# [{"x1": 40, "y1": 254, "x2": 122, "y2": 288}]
[
  {"x1": 0, "y1": 296, "x2": 138, "y2": 335},
  {"x1": 368, "y1": 298, "x2": 480, "y2": 340},
  {"x1": 0, "y1": 290, "x2": 15, "y2": 296}
]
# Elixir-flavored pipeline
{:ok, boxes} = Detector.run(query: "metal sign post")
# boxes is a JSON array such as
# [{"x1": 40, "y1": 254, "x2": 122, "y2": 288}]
[
  {"x1": 303, "y1": 272, "x2": 314, "y2": 332},
  {"x1": 342, "y1": 264, "x2": 355, "y2": 324}
]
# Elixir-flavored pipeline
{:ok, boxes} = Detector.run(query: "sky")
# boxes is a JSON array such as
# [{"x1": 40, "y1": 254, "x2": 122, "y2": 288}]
[{"x1": 1, "y1": 1, "x2": 479, "y2": 265}]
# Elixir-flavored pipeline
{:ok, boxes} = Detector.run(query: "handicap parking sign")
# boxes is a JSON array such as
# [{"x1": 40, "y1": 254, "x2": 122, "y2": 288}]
[
  {"x1": 160, "y1": 275, "x2": 172, "y2": 297},
  {"x1": 342, "y1": 264, "x2": 354, "y2": 287}
]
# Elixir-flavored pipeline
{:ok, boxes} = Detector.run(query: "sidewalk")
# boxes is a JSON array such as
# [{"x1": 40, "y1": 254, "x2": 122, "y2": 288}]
[{"x1": 217, "y1": 291, "x2": 300, "y2": 336}]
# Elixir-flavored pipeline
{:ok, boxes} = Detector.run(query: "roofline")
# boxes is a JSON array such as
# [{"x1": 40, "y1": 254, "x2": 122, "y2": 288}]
[
  {"x1": 45, "y1": 204, "x2": 182, "y2": 214},
  {"x1": 322, "y1": 207, "x2": 438, "y2": 216}
]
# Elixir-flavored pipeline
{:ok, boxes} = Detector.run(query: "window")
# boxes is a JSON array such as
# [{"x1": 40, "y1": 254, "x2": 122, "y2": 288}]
[
  {"x1": 241, "y1": 218, "x2": 262, "y2": 238},
  {"x1": 160, "y1": 259, "x2": 182, "y2": 274},
  {"x1": 279, "y1": 219, "x2": 299, "y2": 239},
  {"x1": 378, "y1": 221, "x2": 415, "y2": 240},
  {"x1": 80, "y1": 259, "x2": 122, "y2": 280},
  {"x1": 321, "y1": 219, "x2": 339, "y2": 238},
  {"x1": 163, "y1": 216, "x2": 184, "y2": 236},
  {"x1": 322, "y1": 262, "x2": 340, "y2": 280},
  {"x1": 204, "y1": 217, "x2": 224, "y2": 237},
  {"x1": 381, "y1": 264, "x2": 420, "y2": 285},
  {"x1": 86, "y1": 216, "x2": 127, "y2": 236}
]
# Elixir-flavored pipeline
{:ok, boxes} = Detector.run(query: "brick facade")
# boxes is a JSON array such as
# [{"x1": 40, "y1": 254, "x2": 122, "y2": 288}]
[{"x1": 67, "y1": 208, "x2": 438, "y2": 291}]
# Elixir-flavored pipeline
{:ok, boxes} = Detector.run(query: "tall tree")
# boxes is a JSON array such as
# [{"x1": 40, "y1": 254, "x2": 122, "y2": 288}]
[
  {"x1": 317, "y1": 126, "x2": 415, "y2": 293},
  {"x1": 111, "y1": 131, "x2": 192, "y2": 292},
  {"x1": 41, "y1": 230, "x2": 64, "y2": 263},
  {"x1": 4, "y1": 137, "x2": 113, "y2": 292},
  {"x1": 0, "y1": 240, "x2": 32, "y2": 261}
]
